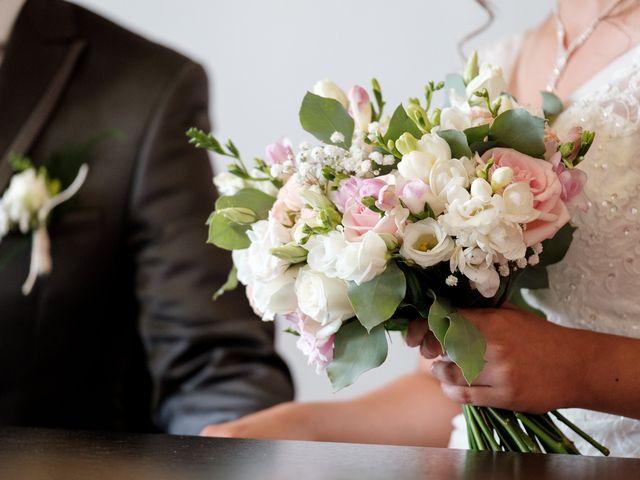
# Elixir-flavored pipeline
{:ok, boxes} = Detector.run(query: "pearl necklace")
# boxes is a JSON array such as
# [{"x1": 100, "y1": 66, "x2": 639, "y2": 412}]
[{"x1": 547, "y1": 0, "x2": 627, "y2": 91}]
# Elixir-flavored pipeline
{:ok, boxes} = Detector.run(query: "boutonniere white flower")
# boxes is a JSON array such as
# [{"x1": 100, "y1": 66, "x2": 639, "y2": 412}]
[{"x1": 0, "y1": 155, "x2": 89, "y2": 295}]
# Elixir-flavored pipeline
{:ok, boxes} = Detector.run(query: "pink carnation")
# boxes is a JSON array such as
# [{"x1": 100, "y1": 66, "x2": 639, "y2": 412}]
[{"x1": 265, "y1": 138, "x2": 293, "y2": 166}]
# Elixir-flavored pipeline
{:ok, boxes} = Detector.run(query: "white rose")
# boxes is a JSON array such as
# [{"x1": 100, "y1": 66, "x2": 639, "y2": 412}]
[
  {"x1": 213, "y1": 171, "x2": 245, "y2": 197},
  {"x1": 501, "y1": 182, "x2": 539, "y2": 224},
  {"x1": 2, "y1": 168, "x2": 50, "y2": 233},
  {"x1": 306, "y1": 230, "x2": 348, "y2": 278},
  {"x1": 400, "y1": 218, "x2": 454, "y2": 268},
  {"x1": 396, "y1": 133, "x2": 451, "y2": 182},
  {"x1": 335, "y1": 231, "x2": 388, "y2": 285},
  {"x1": 245, "y1": 217, "x2": 292, "y2": 282},
  {"x1": 313, "y1": 79, "x2": 349, "y2": 108},
  {"x1": 295, "y1": 266, "x2": 354, "y2": 326},
  {"x1": 252, "y1": 267, "x2": 299, "y2": 320},
  {"x1": 232, "y1": 248, "x2": 252, "y2": 285},
  {"x1": 439, "y1": 106, "x2": 472, "y2": 131},
  {"x1": 451, "y1": 245, "x2": 500, "y2": 298},
  {"x1": 466, "y1": 63, "x2": 507, "y2": 102}
]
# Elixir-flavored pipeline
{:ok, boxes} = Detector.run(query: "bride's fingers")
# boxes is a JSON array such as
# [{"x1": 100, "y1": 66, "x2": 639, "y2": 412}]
[
  {"x1": 406, "y1": 319, "x2": 428, "y2": 347},
  {"x1": 430, "y1": 359, "x2": 492, "y2": 387},
  {"x1": 420, "y1": 331, "x2": 443, "y2": 359},
  {"x1": 439, "y1": 383, "x2": 495, "y2": 407}
]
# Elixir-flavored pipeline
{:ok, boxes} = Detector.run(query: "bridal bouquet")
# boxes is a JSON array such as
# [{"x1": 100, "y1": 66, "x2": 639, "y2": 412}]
[{"x1": 189, "y1": 52, "x2": 607, "y2": 455}]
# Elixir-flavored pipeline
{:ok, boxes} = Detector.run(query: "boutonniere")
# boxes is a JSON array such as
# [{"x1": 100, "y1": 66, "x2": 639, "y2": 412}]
[{"x1": 0, "y1": 154, "x2": 89, "y2": 295}]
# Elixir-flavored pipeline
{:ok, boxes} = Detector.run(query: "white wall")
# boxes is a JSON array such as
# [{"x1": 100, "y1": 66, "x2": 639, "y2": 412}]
[{"x1": 71, "y1": 0, "x2": 553, "y2": 402}]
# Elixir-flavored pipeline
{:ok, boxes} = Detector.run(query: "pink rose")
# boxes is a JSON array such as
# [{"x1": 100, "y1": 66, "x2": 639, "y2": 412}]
[
  {"x1": 485, "y1": 148, "x2": 568, "y2": 245},
  {"x1": 358, "y1": 176, "x2": 398, "y2": 211},
  {"x1": 333, "y1": 177, "x2": 362, "y2": 213},
  {"x1": 265, "y1": 138, "x2": 293, "y2": 166},
  {"x1": 271, "y1": 176, "x2": 304, "y2": 226},
  {"x1": 342, "y1": 198, "x2": 399, "y2": 241}
]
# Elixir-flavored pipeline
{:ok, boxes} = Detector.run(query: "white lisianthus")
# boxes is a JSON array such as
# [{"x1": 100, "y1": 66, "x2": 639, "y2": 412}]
[
  {"x1": 313, "y1": 79, "x2": 349, "y2": 108},
  {"x1": 396, "y1": 133, "x2": 451, "y2": 182},
  {"x1": 252, "y1": 267, "x2": 299, "y2": 321},
  {"x1": 243, "y1": 217, "x2": 292, "y2": 282},
  {"x1": 232, "y1": 248, "x2": 252, "y2": 285},
  {"x1": 466, "y1": 63, "x2": 507, "y2": 102},
  {"x1": 451, "y1": 245, "x2": 501, "y2": 298},
  {"x1": 295, "y1": 266, "x2": 354, "y2": 326},
  {"x1": 213, "y1": 171, "x2": 245, "y2": 197},
  {"x1": 400, "y1": 218, "x2": 454, "y2": 268},
  {"x1": 1, "y1": 168, "x2": 50, "y2": 234},
  {"x1": 305, "y1": 230, "x2": 348, "y2": 278},
  {"x1": 335, "y1": 231, "x2": 388, "y2": 285},
  {"x1": 439, "y1": 106, "x2": 472, "y2": 131},
  {"x1": 501, "y1": 182, "x2": 539, "y2": 224}
]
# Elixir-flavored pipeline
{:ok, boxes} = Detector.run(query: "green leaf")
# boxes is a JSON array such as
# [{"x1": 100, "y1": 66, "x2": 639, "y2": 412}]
[
  {"x1": 538, "y1": 223, "x2": 576, "y2": 267},
  {"x1": 215, "y1": 188, "x2": 275, "y2": 220},
  {"x1": 446, "y1": 312, "x2": 487, "y2": 384},
  {"x1": 186, "y1": 127, "x2": 225, "y2": 154},
  {"x1": 438, "y1": 129, "x2": 472, "y2": 159},
  {"x1": 383, "y1": 104, "x2": 423, "y2": 144},
  {"x1": 299, "y1": 92, "x2": 354, "y2": 149},
  {"x1": 513, "y1": 266, "x2": 549, "y2": 290},
  {"x1": 464, "y1": 123, "x2": 490, "y2": 146},
  {"x1": 541, "y1": 91, "x2": 564, "y2": 120},
  {"x1": 489, "y1": 108, "x2": 545, "y2": 158},
  {"x1": 443, "y1": 73, "x2": 467, "y2": 107},
  {"x1": 427, "y1": 295, "x2": 487, "y2": 384},
  {"x1": 207, "y1": 212, "x2": 251, "y2": 250},
  {"x1": 327, "y1": 322, "x2": 388, "y2": 391},
  {"x1": 213, "y1": 266, "x2": 238, "y2": 300},
  {"x1": 509, "y1": 289, "x2": 547, "y2": 319},
  {"x1": 347, "y1": 261, "x2": 407, "y2": 332}
]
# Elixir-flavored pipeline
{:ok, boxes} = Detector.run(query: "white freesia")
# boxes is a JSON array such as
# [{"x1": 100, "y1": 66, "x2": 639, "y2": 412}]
[
  {"x1": 1, "y1": 168, "x2": 50, "y2": 234},
  {"x1": 490, "y1": 166, "x2": 513, "y2": 191},
  {"x1": 428, "y1": 158, "x2": 472, "y2": 215},
  {"x1": 439, "y1": 106, "x2": 472, "y2": 131},
  {"x1": 502, "y1": 182, "x2": 539, "y2": 224},
  {"x1": 252, "y1": 267, "x2": 299, "y2": 321},
  {"x1": 450, "y1": 245, "x2": 501, "y2": 298},
  {"x1": 396, "y1": 133, "x2": 451, "y2": 182},
  {"x1": 213, "y1": 171, "x2": 245, "y2": 197},
  {"x1": 305, "y1": 230, "x2": 347, "y2": 278},
  {"x1": 400, "y1": 218, "x2": 454, "y2": 268},
  {"x1": 243, "y1": 217, "x2": 292, "y2": 282},
  {"x1": 480, "y1": 220, "x2": 527, "y2": 261},
  {"x1": 295, "y1": 266, "x2": 354, "y2": 327},
  {"x1": 466, "y1": 63, "x2": 507, "y2": 102},
  {"x1": 335, "y1": 230, "x2": 388, "y2": 285},
  {"x1": 313, "y1": 79, "x2": 349, "y2": 108}
]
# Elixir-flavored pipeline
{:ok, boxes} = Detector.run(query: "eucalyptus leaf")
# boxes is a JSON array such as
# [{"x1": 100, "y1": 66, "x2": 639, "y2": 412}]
[
  {"x1": 464, "y1": 123, "x2": 490, "y2": 146},
  {"x1": 510, "y1": 289, "x2": 547, "y2": 319},
  {"x1": 348, "y1": 261, "x2": 406, "y2": 332},
  {"x1": 215, "y1": 188, "x2": 275, "y2": 220},
  {"x1": 213, "y1": 266, "x2": 238, "y2": 300},
  {"x1": 207, "y1": 212, "x2": 250, "y2": 250},
  {"x1": 513, "y1": 266, "x2": 549, "y2": 290},
  {"x1": 445, "y1": 312, "x2": 487, "y2": 384},
  {"x1": 538, "y1": 223, "x2": 576, "y2": 267},
  {"x1": 438, "y1": 130, "x2": 472, "y2": 159},
  {"x1": 327, "y1": 322, "x2": 388, "y2": 391},
  {"x1": 489, "y1": 108, "x2": 545, "y2": 158},
  {"x1": 299, "y1": 92, "x2": 354, "y2": 149},
  {"x1": 383, "y1": 104, "x2": 422, "y2": 144},
  {"x1": 427, "y1": 294, "x2": 453, "y2": 345},
  {"x1": 541, "y1": 91, "x2": 564, "y2": 120}
]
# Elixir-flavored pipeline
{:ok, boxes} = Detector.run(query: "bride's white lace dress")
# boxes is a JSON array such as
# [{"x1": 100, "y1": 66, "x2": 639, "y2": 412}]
[{"x1": 448, "y1": 34, "x2": 640, "y2": 458}]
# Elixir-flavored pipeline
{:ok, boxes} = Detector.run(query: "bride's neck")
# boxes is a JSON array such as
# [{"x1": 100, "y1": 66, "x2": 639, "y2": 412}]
[{"x1": 555, "y1": 0, "x2": 638, "y2": 40}]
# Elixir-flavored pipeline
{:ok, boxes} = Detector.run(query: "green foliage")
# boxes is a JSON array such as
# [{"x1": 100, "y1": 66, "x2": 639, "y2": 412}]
[
  {"x1": 464, "y1": 123, "x2": 491, "y2": 148},
  {"x1": 187, "y1": 127, "x2": 225, "y2": 154},
  {"x1": 215, "y1": 188, "x2": 275, "y2": 220},
  {"x1": 541, "y1": 91, "x2": 564, "y2": 121},
  {"x1": 438, "y1": 129, "x2": 473, "y2": 159},
  {"x1": 207, "y1": 212, "x2": 251, "y2": 250},
  {"x1": 327, "y1": 321, "x2": 388, "y2": 391},
  {"x1": 270, "y1": 244, "x2": 308, "y2": 264},
  {"x1": 383, "y1": 104, "x2": 423, "y2": 145},
  {"x1": 538, "y1": 223, "x2": 576, "y2": 267},
  {"x1": 463, "y1": 51, "x2": 479, "y2": 86},
  {"x1": 371, "y1": 78, "x2": 386, "y2": 122},
  {"x1": 213, "y1": 266, "x2": 238, "y2": 300},
  {"x1": 489, "y1": 108, "x2": 546, "y2": 158},
  {"x1": 428, "y1": 294, "x2": 487, "y2": 384},
  {"x1": 348, "y1": 261, "x2": 407, "y2": 332},
  {"x1": 8, "y1": 153, "x2": 33, "y2": 172},
  {"x1": 299, "y1": 92, "x2": 354, "y2": 149}
]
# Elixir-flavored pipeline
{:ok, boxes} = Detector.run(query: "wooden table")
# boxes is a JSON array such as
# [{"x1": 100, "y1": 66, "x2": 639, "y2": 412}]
[{"x1": 0, "y1": 427, "x2": 638, "y2": 479}]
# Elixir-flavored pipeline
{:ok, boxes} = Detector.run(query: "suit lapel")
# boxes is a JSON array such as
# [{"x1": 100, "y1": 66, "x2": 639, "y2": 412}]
[{"x1": 0, "y1": 0, "x2": 86, "y2": 192}]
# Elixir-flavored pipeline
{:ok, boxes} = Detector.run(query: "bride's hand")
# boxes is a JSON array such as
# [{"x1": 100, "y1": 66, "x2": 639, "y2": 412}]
[{"x1": 407, "y1": 306, "x2": 588, "y2": 413}]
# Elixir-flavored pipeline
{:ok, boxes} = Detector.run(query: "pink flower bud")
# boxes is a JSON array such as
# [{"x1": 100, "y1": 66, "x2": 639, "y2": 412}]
[
  {"x1": 348, "y1": 85, "x2": 373, "y2": 132},
  {"x1": 265, "y1": 138, "x2": 293, "y2": 166}
]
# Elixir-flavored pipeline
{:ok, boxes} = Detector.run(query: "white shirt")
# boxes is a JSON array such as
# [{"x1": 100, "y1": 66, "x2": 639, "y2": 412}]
[{"x1": 0, "y1": 0, "x2": 27, "y2": 66}]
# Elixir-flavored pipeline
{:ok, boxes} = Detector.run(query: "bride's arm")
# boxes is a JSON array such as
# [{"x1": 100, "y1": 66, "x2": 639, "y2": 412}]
[
  {"x1": 201, "y1": 360, "x2": 460, "y2": 447},
  {"x1": 411, "y1": 305, "x2": 640, "y2": 419}
]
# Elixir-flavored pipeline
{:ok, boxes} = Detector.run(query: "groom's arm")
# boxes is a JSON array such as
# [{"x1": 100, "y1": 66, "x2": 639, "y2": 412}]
[{"x1": 126, "y1": 59, "x2": 294, "y2": 435}]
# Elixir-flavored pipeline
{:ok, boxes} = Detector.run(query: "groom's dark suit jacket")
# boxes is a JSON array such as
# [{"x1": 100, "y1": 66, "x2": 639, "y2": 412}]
[{"x1": 0, "y1": 0, "x2": 293, "y2": 434}]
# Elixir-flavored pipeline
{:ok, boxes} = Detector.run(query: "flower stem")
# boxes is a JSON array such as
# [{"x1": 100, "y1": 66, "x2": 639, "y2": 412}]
[
  {"x1": 551, "y1": 411, "x2": 610, "y2": 456},
  {"x1": 515, "y1": 413, "x2": 568, "y2": 453},
  {"x1": 469, "y1": 407, "x2": 501, "y2": 451},
  {"x1": 463, "y1": 405, "x2": 487, "y2": 450},
  {"x1": 486, "y1": 408, "x2": 532, "y2": 453}
]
